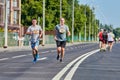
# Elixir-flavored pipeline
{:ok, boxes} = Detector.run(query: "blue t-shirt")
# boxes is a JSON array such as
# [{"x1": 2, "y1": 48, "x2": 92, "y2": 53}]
[
  {"x1": 27, "y1": 25, "x2": 42, "y2": 43},
  {"x1": 55, "y1": 24, "x2": 69, "y2": 41}
]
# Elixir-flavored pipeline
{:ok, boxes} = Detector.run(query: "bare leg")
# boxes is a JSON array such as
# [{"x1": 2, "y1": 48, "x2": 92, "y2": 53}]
[
  {"x1": 57, "y1": 47, "x2": 61, "y2": 60},
  {"x1": 61, "y1": 47, "x2": 65, "y2": 60},
  {"x1": 32, "y1": 46, "x2": 39, "y2": 62},
  {"x1": 109, "y1": 42, "x2": 113, "y2": 51},
  {"x1": 99, "y1": 41, "x2": 102, "y2": 49}
]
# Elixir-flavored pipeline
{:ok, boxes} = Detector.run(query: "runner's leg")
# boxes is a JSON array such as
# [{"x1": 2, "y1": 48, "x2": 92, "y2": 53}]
[
  {"x1": 60, "y1": 41, "x2": 66, "y2": 62},
  {"x1": 56, "y1": 41, "x2": 61, "y2": 60},
  {"x1": 57, "y1": 47, "x2": 61, "y2": 60}
]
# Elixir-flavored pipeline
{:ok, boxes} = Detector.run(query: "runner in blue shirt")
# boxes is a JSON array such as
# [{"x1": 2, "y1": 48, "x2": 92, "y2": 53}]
[{"x1": 54, "y1": 18, "x2": 71, "y2": 62}]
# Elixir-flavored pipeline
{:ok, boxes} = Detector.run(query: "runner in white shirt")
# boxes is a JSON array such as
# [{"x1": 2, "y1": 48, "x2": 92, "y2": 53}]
[
  {"x1": 107, "y1": 30, "x2": 115, "y2": 52},
  {"x1": 26, "y1": 18, "x2": 42, "y2": 63}
]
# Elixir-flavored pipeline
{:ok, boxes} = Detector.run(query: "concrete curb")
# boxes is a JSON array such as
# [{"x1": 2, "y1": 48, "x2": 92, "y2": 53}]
[{"x1": 0, "y1": 42, "x2": 97, "y2": 52}]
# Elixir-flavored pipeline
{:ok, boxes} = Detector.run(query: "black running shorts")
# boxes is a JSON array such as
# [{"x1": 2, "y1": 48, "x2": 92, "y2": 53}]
[{"x1": 56, "y1": 41, "x2": 66, "y2": 48}]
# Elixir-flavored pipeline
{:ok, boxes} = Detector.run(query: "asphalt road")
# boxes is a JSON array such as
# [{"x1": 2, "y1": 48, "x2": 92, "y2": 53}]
[{"x1": 0, "y1": 43, "x2": 119, "y2": 80}]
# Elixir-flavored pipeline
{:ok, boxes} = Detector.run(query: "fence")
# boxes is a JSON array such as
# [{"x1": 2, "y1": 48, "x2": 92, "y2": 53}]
[
  {"x1": 0, "y1": 32, "x2": 95, "y2": 47},
  {"x1": 0, "y1": 32, "x2": 18, "y2": 47}
]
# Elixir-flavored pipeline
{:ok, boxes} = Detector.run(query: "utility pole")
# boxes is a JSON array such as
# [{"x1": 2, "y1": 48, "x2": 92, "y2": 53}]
[
  {"x1": 84, "y1": 4, "x2": 87, "y2": 41},
  {"x1": 60, "y1": 0, "x2": 62, "y2": 18},
  {"x1": 38, "y1": 17, "x2": 40, "y2": 26},
  {"x1": 91, "y1": 11, "x2": 93, "y2": 41},
  {"x1": 92, "y1": 7, "x2": 95, "y2": 41},
  {"x1": 42, "y1": 0, "x2": 45, "y2": 46},
  {"x1": 3, "y1": 0, "x2": 8, "y2": 48},
  {"x1": 72, "y1": 0, "x2": 74, "y2": 43},
  {"x1": 88, "y1": 10, "x2": 91, "y2": 41}
]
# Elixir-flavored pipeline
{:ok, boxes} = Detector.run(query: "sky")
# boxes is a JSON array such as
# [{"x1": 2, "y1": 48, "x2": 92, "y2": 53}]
[{"x1": 78, "y1": 0, "x2": 120, "y2": 28}]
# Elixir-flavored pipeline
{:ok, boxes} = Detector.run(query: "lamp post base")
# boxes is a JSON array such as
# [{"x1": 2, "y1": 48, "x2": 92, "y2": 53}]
[{"x1": 3, "y1": 46, "x2": 7, "y2": 48}]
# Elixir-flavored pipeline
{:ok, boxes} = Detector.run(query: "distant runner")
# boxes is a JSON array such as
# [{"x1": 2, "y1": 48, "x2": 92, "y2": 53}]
[
  {"x1": 98, "y1": 29, "x2": 104, "y2": 50},
  {"x1": 107, "y1": 30, "x2": 115, "y2": 52},
  {"x1": 102, "y1": 29, "x2": 108, "y2": 51}
]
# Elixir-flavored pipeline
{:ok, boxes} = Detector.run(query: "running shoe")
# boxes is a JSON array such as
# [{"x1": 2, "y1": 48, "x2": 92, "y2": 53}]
[
  {"x1": 32, "y1": 58, "x2": 37, "y2": 63},
  {"x1": 56, "y1": 55, "x2": 59, "y2": 60},
  {"x1": 36, "y1": 53, "x2": 40, "y2": 59},
  {"x1": 60, "y1": 58, "x2": 62, "y2": 62}
]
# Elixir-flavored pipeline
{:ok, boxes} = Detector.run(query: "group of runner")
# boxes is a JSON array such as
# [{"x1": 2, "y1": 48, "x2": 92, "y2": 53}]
[
  {"x1": 98, "y1": 29, "x2": 115, "y2": 52},
  {"x1": 25, "y1": 17, "x2": 115, "y2": 63}
]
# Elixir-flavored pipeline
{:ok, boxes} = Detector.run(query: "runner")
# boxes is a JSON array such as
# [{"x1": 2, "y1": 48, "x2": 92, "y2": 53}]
[
  {"x1": 107, "y1": 30, "x2": 115, "y2": 52},
  {"x1": 26, "y1": 18, "x2": 42, "y2": 63},
  {"x1": 102, "y1": 29, "x2": 108, "y2": 51},
  {"x1": 54, "y1": 18, "x2": 71, "y2": 62},
  {"x1": 98, "y1": 29, "x2": 104, "y2": 51}
]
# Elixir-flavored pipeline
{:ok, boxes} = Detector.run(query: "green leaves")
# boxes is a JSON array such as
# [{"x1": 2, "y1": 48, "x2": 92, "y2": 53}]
[{"x1": 21, "y1": 0, "x2": 99, "y2": 38}]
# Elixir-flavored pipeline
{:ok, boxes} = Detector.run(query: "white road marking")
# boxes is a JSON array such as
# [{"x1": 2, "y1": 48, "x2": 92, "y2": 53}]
[
  {"x1": 52, "y1": 49, "x2": 99, "y2": 80},
  {"x1": 0, "y1": 58, "x2": 9, "y2": 61},
  {"x1": 3, "y1": 72, "x2": 42, "y2": 74},
  {"x1": 12, "y1": 55, "x2": 27, "y2": 59},
  {"x1": 27, "y1": 54, "x2": 32, "y2": 55},
  {"x1": 41, "y1": 51, "x2": 49, "y2": 53},
  {"x1": 37, "y1": 57, "x2": 47, "y2": 60},
  {"x1": 64, "y1": 49, "x2": 99, "y2": 80},
  {"x1": 8, "y1": 66, "x2": 44, "y2": 69},
  {"x1": 51, "y1": 50, "x2": 56, "y2": 52}
]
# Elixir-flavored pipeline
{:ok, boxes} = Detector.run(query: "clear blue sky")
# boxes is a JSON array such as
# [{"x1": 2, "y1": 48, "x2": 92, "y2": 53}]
[{"x1": 79, "y1": 0, "x2": 120, "y2": 28}]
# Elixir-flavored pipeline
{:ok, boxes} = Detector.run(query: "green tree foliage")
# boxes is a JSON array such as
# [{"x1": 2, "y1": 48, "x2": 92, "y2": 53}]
[
  {"x1": 21, "y1": 0, "x2": 100, "y2": 40},
  {"x1": 113, "y1": 28, "x2": 120, "y2": 38},
  {"x1": 21, "y1": 0, "x2": 42, "y2": 26}
]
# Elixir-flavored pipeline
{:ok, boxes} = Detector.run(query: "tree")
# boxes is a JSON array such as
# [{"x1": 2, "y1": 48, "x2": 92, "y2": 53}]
[
  {"x1": 21, "y1": 0, "x2": 42, "y2": 26},
  {"x1": 21, "y1": 0, "x2": 101, "y2": 41}
]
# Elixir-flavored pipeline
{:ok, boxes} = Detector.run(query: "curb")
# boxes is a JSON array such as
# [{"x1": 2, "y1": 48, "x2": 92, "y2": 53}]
[{"x1": 0, "y1": 42, "x2": 97, "y2": 52}]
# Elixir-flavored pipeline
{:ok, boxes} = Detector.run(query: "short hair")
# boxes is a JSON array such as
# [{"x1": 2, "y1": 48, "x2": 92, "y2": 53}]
[
  {"x1": 60, "y1": 18, "x2": 65, "y2": 21},
  {"x1": 104, "y1": 29, "x2": 106, "y2": 31},
  {"x1": 109, "y1": 30, "x2": 112, "y2": 32},
  {"x1": 32, "y1": 18, "x2": 37, "y2": 21}
]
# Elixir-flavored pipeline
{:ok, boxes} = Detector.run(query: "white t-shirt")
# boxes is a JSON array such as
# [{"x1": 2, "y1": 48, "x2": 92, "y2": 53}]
[
  {"x1": 107, "y1": 32, "x2": 114, "y2": 41},
  {"x1": 27, "y1": 25, "x2": 42, "y2": 42}
]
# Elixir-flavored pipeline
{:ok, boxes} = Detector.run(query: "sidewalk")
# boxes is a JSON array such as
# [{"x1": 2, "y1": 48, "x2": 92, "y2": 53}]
[{"x1": 0, "y1": 42, "x2": 83, "y2": 52}]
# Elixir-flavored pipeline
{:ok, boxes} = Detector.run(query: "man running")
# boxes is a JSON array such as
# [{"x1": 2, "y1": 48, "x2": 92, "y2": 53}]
[
  {"x1": 26, "y1": 18, "x2": 42, "y2": 63},
  {"x1": 102, "y1": 29, "x2": 108, "y2": 51},
  {"x1": 54, "y1": 18, "x2": 70, "y2": 62},
  {"x1": 98, "y1": 29, "x2": 104, "y2": 50},
  {"x1": 107, "y1": 30, "x2": 115, "y2": 52}
]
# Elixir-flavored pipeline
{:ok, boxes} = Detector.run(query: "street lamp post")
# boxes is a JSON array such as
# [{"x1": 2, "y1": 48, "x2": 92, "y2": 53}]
[
  {"x1": 91, "y1": 7, "x2": 95, "y2": 41},
  {"x1": 84, "y1": 5, "x2": 87, "y2": 41},
  {"x1": 42, "y1": 0, "x2": 45, "y2": 46},
  {"x1": 88, "y1": 10, "x2": 91, "y2": 42},
  {"x1": 3, "y1": 0, "x2": 8, "y2": 48},
  {"x1": 38, "y1": 17, "x2": 40, "y2": 26},
  {"x1": 60, "y1": 0, "x2": 62, "y2": 18},
  {"x1": 72, "y1": 0, "x2": 74, "y2": 43}
]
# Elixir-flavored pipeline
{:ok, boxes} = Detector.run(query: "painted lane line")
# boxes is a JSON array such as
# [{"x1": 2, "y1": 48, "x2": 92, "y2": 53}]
[
  {"x1": 12, "y1": 55, "x2": 27, "y2": 59},
  {"x1": 64, "y1": 49, "x2": 99, "y2": 80},
  {"x1": 52, "y1": 50, "x2": 97, "y2": 80},
  {"x1": 27, "y1": 54, "x2": 32, "y2": 55},
  {"x1": 41, "y1": 51, "x2": 49, "y2": 53},
  {"x1": 0, "y1": 58, "x2": 9, "y2": 61},
  {"x1": 8, "y1": 66, "x2": 44, "y2": 69},
  {"x1": 51, "y1": 50, "x2": 56, "y2": 52},
  {"x1": 37, "y1": 57, "x2": 47, "y2": 61},
  {"x1": 3, "y1": 72, "x2": 42, "y2": 74}
]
